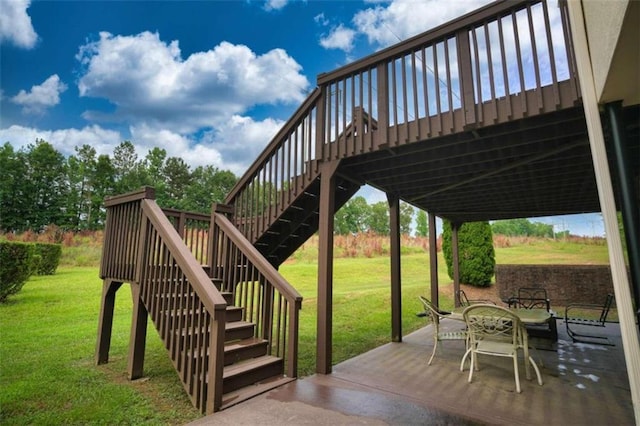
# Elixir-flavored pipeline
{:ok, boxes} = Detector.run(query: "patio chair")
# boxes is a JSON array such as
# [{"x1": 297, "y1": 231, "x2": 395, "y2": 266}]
[
  {"x1": 508, "y1": 288, "x2": 558, "y2": 342},
  {"x1": 418, "y1": 296, "x2": 467, "y2": 366},
  {"x1": 565, "y1": 294, "x2": 615, "y2": 346},
  {"x1": 463, "y1": 304, "x2": 543, "y2": 393},
  {"x1": 456, "y1": 289, "x2": 496, "y2": 307}
]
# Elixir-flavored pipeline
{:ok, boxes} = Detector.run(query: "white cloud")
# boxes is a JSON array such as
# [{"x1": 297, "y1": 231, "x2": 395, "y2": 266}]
[
  {"x1": 11, "y1": 74, "x2": 68, "y2": 114},
  {"x1": 353, "y1": 0, "x2": 492, "y2": 48},
  {"x1": 264, "y1": 0, "x2": 289, "y2": 11},
  {"x1": 75, "y1": 31, "x2": 310, "y2": 134},
  {"x1": 314, "y1": 13, "x2": 329, "y2": 26},
  {"x1": 0, "y1": 124, "x2": 122, "y2": 157},
  {"x1": 0, "y1": 0, "x2": 38, "y2": 48},
  {"x1": 320, "y1": 24, "x2": 357, "y2": 52},
  {"x1": 199, "y1": 115, "x2": 285, "y2": 175},
  {"x1": 128, "y1": 115, "x2": 285, "y2": 175},
  {"x1": 0, "y1": 113, "x2": 284, "y2": 176}
]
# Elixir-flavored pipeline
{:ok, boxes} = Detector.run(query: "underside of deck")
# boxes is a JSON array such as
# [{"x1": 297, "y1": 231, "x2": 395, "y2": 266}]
[
  {"x1": 193, "y1": 320, "x2": 633, "y2": 425},
  {"x1": 339, "y1": 104, "x2": 639, "y2": 223}
]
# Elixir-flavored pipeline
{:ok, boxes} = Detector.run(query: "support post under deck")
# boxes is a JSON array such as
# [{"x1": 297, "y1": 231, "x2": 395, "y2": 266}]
[
  {"x1": 388, "y1": 193, "x2": 402, "y2": 342},
  {"x1": 429, "y1": 213, "x2": 439, "y2": 307},
  {"x1": 128, "y1": 283, "x2": 148, "y2": 380},
  {"x1": 95, "y1": 279, "x2": 123, "y2": 365},
  {"x1": 316, "y1": 160, "x2": 339, "y2": 374},
  {"x1": 452, "y1": 222, "x2": 461, "y2": 308}
]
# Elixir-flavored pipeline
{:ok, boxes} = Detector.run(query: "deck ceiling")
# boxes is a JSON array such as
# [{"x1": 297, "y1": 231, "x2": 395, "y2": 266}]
[{"x1": 340, "y1": 105, "x2": 639, "y2": 223}]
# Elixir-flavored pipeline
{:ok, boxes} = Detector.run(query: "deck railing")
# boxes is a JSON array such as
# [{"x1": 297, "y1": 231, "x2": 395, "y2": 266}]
[
  {"x1": 210, "y1": 212, "x2": 302, "y2": 377},
  {"x1": 224, "y1": 89, "x2": 322, "y2": 244},
  {"x1": 162, "y1": 208, "x2": 211, "y2": 267},
  {"x1": 316, "y1": 0, "x2": 579, "y2": 158},
  {"x1": 100, "y1": 188, "x2": 227, "y2": 414},
  {"x1": 223, "y1": 0, "x2": 579, "y2": 249}
]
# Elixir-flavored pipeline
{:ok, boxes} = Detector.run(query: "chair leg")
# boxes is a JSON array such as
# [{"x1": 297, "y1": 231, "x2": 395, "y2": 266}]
[
  {"x1": 513, "y1": 354, "x2": 521, "y2": 393},
  {"x1": 528, "y1": 356, "x2": 543, "y2": 386},
  {"x1": 428, "y1": 338, "x2": 438, "y2": 365},
  {"x1": 460, "y1": 348, "x2": 471, "y2": 371},
  {"x1": 468, "y1": 352, "x2": 476, "y2": 383}
]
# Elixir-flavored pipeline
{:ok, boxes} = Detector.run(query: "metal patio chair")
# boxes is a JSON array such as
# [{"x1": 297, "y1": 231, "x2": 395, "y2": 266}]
[
  {"x1": 463, "y1": 304, "x2": 543, "y2": 393},
  {"x1": 456, "y1": 289, "x2": 496, "y2": 307},
  {"x1": 565, "y1": 293, "x2": 615, "y2": 345},
  {"x1": 418, "y1": 296, "x2": 468, "y2": 366},
  {"x1": 507, "y1": 287, "x2": 558, "y2": 342}
]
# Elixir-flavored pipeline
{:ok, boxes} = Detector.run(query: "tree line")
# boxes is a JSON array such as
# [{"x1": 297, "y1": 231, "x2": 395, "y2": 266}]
[
  {"x1": 334, "y1": 196, "x2": 421, "y2": 236},
  {"x1": 0, "y1": 140, "x2": 237, "y2": 233},
  {"x1": 1, "y1": 138, "x2": 564, "y2": 242}
]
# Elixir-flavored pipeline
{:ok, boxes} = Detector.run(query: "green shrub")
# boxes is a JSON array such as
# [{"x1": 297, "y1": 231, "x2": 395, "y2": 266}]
[
  {"x1": 442, "y1": 220, "x2": 495, "y2": 287},
  {"x1": 34, "y1": 243, "x2": 62, "y2": 275},
  {"x1": 31, "y1": 254, "x2": 42, "y2": 275},
  {"x1": 0, "y1": 241, "x2": 35, "y2": 302}
]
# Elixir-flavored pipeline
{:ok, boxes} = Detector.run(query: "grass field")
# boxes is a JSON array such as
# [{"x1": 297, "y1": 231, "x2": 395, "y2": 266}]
[{"x1": 0, "y1": 236, "x2": 609, "y2": 424}]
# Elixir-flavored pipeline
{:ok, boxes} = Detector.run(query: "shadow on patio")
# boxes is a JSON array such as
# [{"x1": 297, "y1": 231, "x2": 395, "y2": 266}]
[{"x1": 193, "y1": 319, "x2": 634, "y2": 425}]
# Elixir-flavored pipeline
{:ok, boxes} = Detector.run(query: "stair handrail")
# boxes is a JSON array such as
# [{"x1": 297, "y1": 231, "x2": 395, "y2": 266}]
[
  {"x1": 139, "y1": 199, "x2": 227, "y2": 413},
  {"x1": 225, "y1": 88, "x2": 321, "y2": 205},
  {"x1": 223, "y1": 89, "x2": 322, "y2": 244},
  {"x1": 141, "y1": 200, "x2": 228, "y2": 312},
  {"x1": 212, "y1": 211, "x2": 302, "y2": 376},
  {"x1": 213, "y1": 213, "x2": 302, "y2": 305}
]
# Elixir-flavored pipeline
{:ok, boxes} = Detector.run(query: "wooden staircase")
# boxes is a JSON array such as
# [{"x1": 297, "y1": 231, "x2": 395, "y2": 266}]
[
  {"x1": 215, "y1": 280, "x2": 295, "y2": 409},
  {"x1": 253, "y1": 171, "x2": 362, "y2": 266}
]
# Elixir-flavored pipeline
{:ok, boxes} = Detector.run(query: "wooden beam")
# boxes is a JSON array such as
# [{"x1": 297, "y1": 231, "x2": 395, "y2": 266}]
[
  {"x1": 127, "y1": 282, "x2": 148, "y2": 380},
  {"x1": 429, "y1": 213, "x2": 439, "y2": 306},
  {"x1": 95, "y1": 279, "x2": 123, "y2": 365},
  {"x1": 316, "y1": 160, "x2": 339, "y2": 374},
  {"x1": 387, "y1": 193, "x2": 402, "y2": 342},
  {"x1": 452, "y1": 222, "x2": 461, "y2": 308}
]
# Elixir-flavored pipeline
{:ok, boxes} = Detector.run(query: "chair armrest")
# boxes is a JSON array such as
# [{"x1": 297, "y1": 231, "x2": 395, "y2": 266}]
[
  {"x1": 565, "y1": 303, "x2": 610, "y2": 325},
  {"x1": 565, "y1": 303, "x2": 605, "y2": 314},
  {"x1": 469, "y1": 298, "x2": 496, "y2": 305}
]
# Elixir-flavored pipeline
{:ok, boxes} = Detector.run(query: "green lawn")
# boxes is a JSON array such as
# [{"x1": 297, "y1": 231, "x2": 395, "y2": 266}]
[
  {"x1": 0, "y1": 267, "x2": 201, "y2": 425},
  {"x1": 0, "y1": 238, "x2": 608, "y2": 424}
]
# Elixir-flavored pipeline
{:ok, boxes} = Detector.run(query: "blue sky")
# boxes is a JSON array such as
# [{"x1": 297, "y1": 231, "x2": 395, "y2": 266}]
[{"x1": 0, "y1": 0, "x2": 604, "y2": 236}]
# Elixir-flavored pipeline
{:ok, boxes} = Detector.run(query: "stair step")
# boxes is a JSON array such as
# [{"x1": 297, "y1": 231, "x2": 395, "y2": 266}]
[
  {"x1": 220, "y1": 291, "x2": 234, "y2": 305},
  {"x1": 223, "y1": 355, "x2": 284, "y2": 394},
  {"x1": 175, "y1": 316, "x2": 251, "y2": 341},
  {"x1": 226, "y1": 305, "x2": 243, "y2": 322},
  {"x1": 220, "y1": 376, "x2": 295, "y2": 411},
  {"x1": 225, "y1": 320, "x2": 255, "y2": 341},
  {"x1": 224, "y1": 337, "x2": 269, "y2": 365}
]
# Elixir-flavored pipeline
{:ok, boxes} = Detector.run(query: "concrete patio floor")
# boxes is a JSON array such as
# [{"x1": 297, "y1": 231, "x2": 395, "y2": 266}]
[{"x1": 192, "y1": 319, "x2": 635, "y2": 425}]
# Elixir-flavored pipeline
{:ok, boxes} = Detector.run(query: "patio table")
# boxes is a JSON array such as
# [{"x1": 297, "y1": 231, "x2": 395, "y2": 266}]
[{"x1": 450, "y1": 306, "x2": 550, "y2": 381}]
